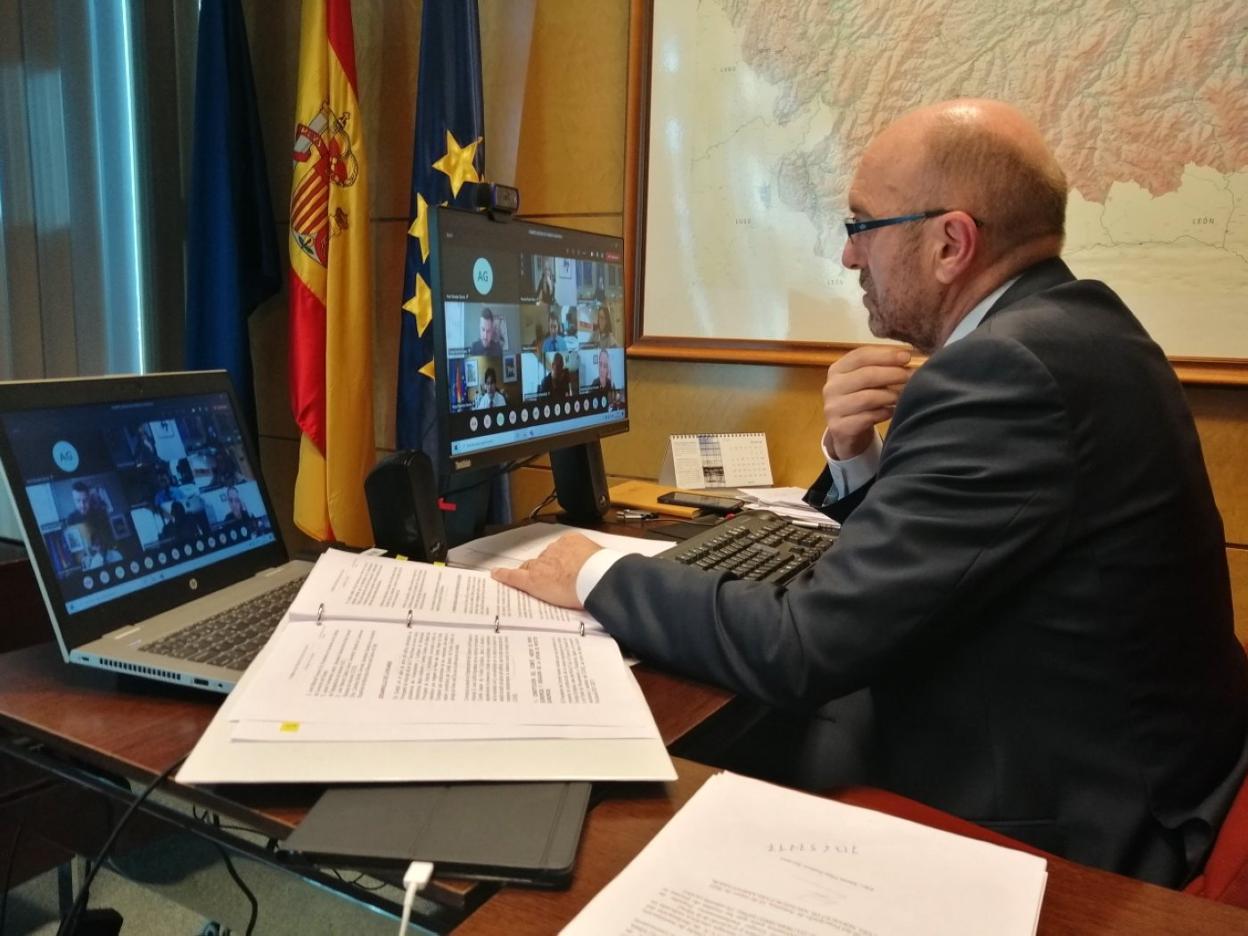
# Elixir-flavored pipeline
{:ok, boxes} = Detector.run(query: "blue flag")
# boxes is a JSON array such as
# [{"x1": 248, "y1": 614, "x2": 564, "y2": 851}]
[
  {"x1": 396, "y1": 0, "x2": 486, "y2": 457},
  {"x1": 185, "y1": 0, "x2": 280, "y2": 439}
]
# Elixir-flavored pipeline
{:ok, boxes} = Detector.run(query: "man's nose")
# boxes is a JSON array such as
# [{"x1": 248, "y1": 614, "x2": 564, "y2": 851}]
[{"x1": 841, "y1": 234, "x2": 861, "y2": 270}]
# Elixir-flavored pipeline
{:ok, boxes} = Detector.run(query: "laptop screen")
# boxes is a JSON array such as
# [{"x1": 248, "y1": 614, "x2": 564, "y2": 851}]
[{"x1": 0, "y1": 388, "x2": 278, "y2": 615}]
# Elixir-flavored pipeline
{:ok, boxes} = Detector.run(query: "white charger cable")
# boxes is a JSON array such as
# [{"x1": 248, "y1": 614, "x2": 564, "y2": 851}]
[{"x1": 398, "y1": 860, "x2": 435, "y2": 934}]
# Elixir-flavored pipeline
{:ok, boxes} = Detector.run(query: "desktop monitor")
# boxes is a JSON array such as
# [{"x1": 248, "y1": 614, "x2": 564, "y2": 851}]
[{"x1": 429, "y1": 207, "x2": 628, "y2": 482}]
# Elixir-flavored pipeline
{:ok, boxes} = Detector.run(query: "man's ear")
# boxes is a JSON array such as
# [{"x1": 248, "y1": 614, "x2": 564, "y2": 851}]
[{"x1": 932, "y1": 211, "x2": 979, "y2": 284}]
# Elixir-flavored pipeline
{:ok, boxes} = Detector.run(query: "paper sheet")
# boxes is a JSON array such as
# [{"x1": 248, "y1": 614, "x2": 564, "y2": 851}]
[
  {"x1": 563, "y1": 772, "x2": 1047, "y2": 936},
  {"x1": 289, "y1": 548, "x2": 604, "y2": 635},
  {"x1": 739, "y1": 486, "x2": 840, "y2": 527},
  {"x1": 178, "y1": 616, "x2": 675, "y2": 784},
  {"x1": 448, "y1": 522, "x2": 672, "y2": 570},
  {"x1": 228, "y1": 618, "x2": 652, "y2": 731},
  {"x1": 228, "y1": 720, "x2": 649, "y2": 742}
]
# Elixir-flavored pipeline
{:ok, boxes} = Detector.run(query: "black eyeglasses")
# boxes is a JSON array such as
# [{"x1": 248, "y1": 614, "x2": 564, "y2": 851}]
[{"x1": 844, "y1": 209, "x2": 983, "y2": 238}]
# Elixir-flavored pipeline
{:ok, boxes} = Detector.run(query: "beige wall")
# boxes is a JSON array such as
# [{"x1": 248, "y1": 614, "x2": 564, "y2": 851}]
[{"x1": 240, "y1": 1, "x2": 1248, "y2": 640}]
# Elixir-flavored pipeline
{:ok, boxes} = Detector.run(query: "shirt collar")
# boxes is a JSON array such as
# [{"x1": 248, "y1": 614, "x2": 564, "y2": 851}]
[{"x1": 943, "y1": 276, "x2": 1020, "y2": 347}]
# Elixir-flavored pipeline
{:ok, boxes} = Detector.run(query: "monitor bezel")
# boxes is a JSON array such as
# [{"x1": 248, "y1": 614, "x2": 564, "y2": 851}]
[
  {"x1": 0, "y1": 370, "x2": 290, "y2": 651},
  {"x1": 429, "y1": 207, "x2": 629, "y2": 481}
]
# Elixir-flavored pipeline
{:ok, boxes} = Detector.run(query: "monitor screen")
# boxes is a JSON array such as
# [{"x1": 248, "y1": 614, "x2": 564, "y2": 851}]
[
  {"x1": 430, "y1": 208, "x2": 628, "y2": 474},
  {"x1": 0, "y1": 391, "x2": 278, "y2": 615}
]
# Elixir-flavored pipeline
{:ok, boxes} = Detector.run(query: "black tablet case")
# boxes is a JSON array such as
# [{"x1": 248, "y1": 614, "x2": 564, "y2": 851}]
[{"x1": 280, "y1": 781, "x2": 592, "y2": 888}]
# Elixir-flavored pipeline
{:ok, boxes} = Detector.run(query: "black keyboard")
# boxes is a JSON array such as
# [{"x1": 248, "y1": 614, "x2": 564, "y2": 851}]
[
  {"x1": 659, "y1": 510, "x2": 838, "y2": 584},
  {"x1": 143, "y1": 576, "x2": 307, "y2": 671}
]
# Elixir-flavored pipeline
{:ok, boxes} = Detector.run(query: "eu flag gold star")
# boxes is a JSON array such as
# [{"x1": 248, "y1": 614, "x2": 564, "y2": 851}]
[
  {"x1": 432, "y1": 130, "x2": 481, "y2": 198},
  {"x1": 402, "y1": 273, "x2": 433, "y2": 336},
  {"x1": 407, "y1": 193, "x2": 430, "y2": 263}
]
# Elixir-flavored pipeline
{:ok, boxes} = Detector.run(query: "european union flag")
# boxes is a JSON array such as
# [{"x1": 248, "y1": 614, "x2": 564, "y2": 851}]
[
  {"x1": 396, "y1": 0, "x2": 486, "y2": 457},
  {"x1": 185, "y1": 0, "x2": 280, "y2": 440}
]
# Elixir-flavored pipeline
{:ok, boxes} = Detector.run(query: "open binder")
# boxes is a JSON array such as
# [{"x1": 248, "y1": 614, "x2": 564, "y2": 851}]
[
  {"x1": 281, "y1": 781, "x2": 592, "y2": 887},
  {"x1": 177, "y1": 549, "x2": 677, "y2": 785}
]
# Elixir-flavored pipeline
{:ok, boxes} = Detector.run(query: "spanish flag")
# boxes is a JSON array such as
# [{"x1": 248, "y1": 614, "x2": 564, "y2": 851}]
[{"x1": 287, "y1": 0, "x2": 374, "y2": 545}]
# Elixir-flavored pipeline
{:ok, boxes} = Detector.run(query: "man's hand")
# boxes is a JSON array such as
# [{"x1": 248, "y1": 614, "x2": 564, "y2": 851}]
[
  {"x1": 490, "y1": 533, "x2": 603, "y2": 610},
  {"x1": 822, "y1": 346, "x2": 912, "y2": 460}
]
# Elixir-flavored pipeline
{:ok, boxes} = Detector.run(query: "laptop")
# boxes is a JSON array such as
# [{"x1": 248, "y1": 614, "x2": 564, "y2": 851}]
[{"x1": 0, "y1": 371, "x2": 313, "y2": 693}]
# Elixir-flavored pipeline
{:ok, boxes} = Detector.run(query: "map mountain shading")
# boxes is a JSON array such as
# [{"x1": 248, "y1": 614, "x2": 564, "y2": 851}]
[{"x1": 643, "y1": 0, "x2": 1247, "y2": 357}]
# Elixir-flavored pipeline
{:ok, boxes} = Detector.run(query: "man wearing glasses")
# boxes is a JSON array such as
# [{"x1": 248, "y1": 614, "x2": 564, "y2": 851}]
[{"x1": 495, "y1": 99, "x2": 1248, "y2": 888}]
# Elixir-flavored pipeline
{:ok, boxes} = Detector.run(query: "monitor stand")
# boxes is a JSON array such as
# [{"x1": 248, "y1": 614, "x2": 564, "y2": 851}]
[{"x1": 550, "y1": 440, "x2": 610, "y2": 525}]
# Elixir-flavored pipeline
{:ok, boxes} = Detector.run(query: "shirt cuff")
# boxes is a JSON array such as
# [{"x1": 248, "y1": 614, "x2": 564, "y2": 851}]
[
  {"x1": 820, "y1": 430, "x2": 883, "y2": 502},
  {"x1": 576, "y1": 548, "x2": 626, "y2": 606}
]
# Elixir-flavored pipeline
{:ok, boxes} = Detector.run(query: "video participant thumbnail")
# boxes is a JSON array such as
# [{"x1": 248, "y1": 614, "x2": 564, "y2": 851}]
[
  {"x1": 579, "y1": 347, "x2": 626, "y2": 410},
  {"x1": 522, "y1": 254, "x2": 578, "y2": 311},
  {"x1": 537, "y1": 350, "x2": 577, "y2": 399}
]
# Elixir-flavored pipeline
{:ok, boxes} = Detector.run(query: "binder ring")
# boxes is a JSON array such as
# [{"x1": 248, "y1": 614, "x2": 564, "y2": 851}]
[
  {"x1": 316, "y1": 602, "x2": 324, "y2": 625},
  {"x1": 493, "y1": 615, "x2": 501, "y2": 634},
  {"x1": 406, "y1": 609, "x2": 413, "y2": 628},
  {"x1": 579, "y1": 621, "x2": 585, "y2": 637}
]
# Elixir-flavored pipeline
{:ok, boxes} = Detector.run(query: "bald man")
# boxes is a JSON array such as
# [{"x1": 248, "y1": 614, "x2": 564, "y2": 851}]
[{"x1": 495, "y1": 100, "x2": 1248, "y2": 886}]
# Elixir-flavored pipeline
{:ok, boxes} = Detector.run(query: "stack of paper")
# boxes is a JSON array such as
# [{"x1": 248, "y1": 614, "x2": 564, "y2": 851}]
[
  {"x1": 177, "y1": 549, "x2": 676, "y2": 785},
  {"x1": 738, "y1": 486, "x2": 840, "y2": 527},
  {"x1": 565, "y1": 772, "x2": 1047, "y2": 935}
]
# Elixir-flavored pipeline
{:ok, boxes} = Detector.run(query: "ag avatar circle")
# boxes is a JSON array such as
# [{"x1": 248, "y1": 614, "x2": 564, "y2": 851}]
[
  {"x1": 472, "y1": 257, "x2": 494, "y2": 295},
  {"x1": 52, "y1": 441, "x2": 80, "y2": 473}
]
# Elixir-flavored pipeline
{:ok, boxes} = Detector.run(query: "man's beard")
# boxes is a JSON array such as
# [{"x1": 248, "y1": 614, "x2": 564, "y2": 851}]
[{"x1": 861, "y1": 258, "x2": 942, "y2": 352}]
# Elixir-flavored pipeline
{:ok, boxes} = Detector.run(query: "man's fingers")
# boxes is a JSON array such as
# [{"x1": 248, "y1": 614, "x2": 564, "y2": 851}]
[
  {"x1": 492, "y1": 566, "x2": 526, "y2": 587},
  {"x1": 825, "y1": 387, "x2": 903, "y2": 419},
  {"x1": 829, "y1": 346, "x2": 911, "y2": 375},
  {"x1": 826, "y1": 365, "x2": 913, "y2": 395},
  {"x1": 832, "y1": 409, "x2": 894, "y2": 439}
]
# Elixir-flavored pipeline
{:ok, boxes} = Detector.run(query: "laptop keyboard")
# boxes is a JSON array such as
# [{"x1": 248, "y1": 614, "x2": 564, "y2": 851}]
[
  {"x1": 660, "y1": 511, "x2": 838, "y2": 584},
  {"x1": 142, "y1": 576, "x2": 307, "y2": 672}
]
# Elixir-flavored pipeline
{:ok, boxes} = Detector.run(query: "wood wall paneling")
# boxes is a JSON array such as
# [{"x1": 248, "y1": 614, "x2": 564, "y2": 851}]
[
  {"x1": 513, "y1": 0, "x2": 629, "y2": 216},
  {"x1": 1229, "y1": 548, "x2": 1248, "y2": 645},
  {"x1": 1187, "y1": 386, "x2": 1248, "y2": 547}
]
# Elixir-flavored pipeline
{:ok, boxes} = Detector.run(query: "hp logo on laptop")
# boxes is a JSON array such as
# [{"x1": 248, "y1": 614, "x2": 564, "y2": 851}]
[{"x1": 189, "y1": 578, "x2": 198, "y2": 591}]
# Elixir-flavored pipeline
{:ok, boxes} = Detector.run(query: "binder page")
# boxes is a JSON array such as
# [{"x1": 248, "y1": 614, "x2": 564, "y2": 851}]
[
  {"x1": 564, "y1": 772, "x2": 1047, "y2": 936},
  {"x1": 290, "y1": 548, "x2": 602, "y2": 635},
  {"x1": 228, "y1": 619, "x2": 656, "y2": 734},
  {"x1": 229, "y1": 720, "x2": 649, "y2": 742}
]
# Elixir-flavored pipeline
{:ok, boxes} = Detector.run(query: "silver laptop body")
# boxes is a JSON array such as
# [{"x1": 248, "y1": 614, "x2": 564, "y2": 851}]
[{"x1": 0, "y1": 371, "x2": 312, "y2": 693}]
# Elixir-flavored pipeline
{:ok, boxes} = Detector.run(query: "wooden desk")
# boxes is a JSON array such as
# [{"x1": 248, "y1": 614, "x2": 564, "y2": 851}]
[
  {"x1": 459, "y1": 757, "x2": 1248, "y2": 935},
  {"x1": 0, "y1": 640, "x2": 731, "y2": 916}
]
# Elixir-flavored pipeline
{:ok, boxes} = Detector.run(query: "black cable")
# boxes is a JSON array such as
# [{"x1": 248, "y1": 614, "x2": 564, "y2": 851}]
[
  {"x1": 211, "y1": 815, "x2": 258, "y2": 936},
  {"x1": 439, "y1": 452, "x2": 541, "y2": 498},
  {"x1": 327, "y1": 868, "x2": 389, "y2": 891},
  {"x1": 55, "y1": 754, "x2": 187, "y2": 936},
  {"x1": 527, "y1": 489, "x2": 559, "y2": 521},
  {"x1": 0, "y1": 816, "x2": 25, "y2": 936},
  {"x1": 191, "y1": 806, "x2": 255, "y2": 836}
]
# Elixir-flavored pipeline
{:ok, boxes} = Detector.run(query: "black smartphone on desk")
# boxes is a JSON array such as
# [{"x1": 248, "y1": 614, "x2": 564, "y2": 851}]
[{"x1": 657, "y1": 491, "x2": 745, "y2": 515}]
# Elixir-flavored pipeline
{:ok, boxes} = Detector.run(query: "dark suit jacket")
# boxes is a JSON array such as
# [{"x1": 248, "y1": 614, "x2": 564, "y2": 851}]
[{"x1": 587, "y1": 259, "x2": 1248, "y2": 886}]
